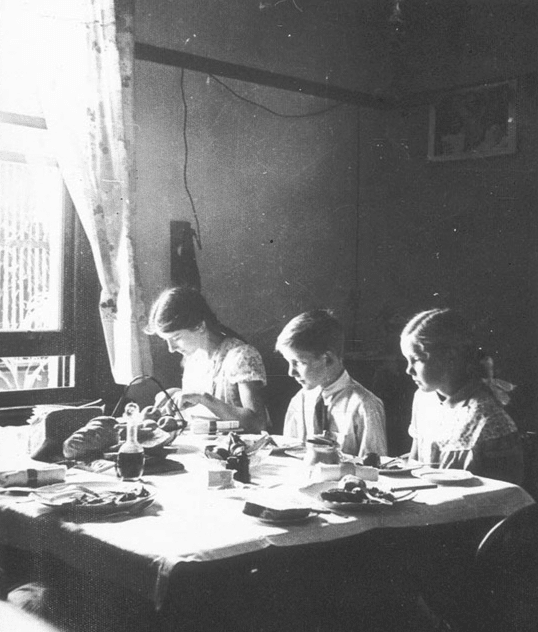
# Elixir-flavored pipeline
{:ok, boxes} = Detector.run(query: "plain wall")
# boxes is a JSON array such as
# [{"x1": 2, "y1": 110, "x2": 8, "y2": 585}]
[{"x1": 357, "y1": 74, "x2": 538, "y2": 433}]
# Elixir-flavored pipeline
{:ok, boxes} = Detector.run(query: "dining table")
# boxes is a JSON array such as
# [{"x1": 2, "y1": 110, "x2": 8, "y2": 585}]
[{"x1": 0, "y1": 431, "x2": 534, "y2": 631}]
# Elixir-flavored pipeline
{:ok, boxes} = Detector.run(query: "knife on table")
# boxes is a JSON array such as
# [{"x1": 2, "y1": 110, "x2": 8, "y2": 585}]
[{"x1": 389, "y1": 483, "x2": 438, "y2": 491}]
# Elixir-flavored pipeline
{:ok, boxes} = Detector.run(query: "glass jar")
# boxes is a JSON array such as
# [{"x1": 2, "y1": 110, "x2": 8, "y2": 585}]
[{"x1": 303, "y1": 442, "x2": 340, "y2": 467}]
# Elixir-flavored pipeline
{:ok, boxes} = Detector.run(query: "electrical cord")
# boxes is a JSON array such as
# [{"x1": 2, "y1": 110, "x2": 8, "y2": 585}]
[
  {"x1": 208, "y1": 73, "x2": 343, "y2": 118},
  {"x1": 177, "y1": 68, "x2": 344, "y2": 250},
  {"x1": 180, "y1": 68, "x2": 202, "y2": 250}
]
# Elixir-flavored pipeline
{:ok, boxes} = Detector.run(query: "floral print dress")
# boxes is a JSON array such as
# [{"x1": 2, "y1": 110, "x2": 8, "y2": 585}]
[
  {"x1": 182, "y1": 337, "x2": 267, "y2": 409},
  {"x1": 409, "y1": 380, "x2": 524, "y2": 484}
]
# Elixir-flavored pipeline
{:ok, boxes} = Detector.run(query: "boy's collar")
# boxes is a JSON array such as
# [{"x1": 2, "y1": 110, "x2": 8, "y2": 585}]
[{"x1": 320, "y1": 368, "x2": 348, "y2": 398}]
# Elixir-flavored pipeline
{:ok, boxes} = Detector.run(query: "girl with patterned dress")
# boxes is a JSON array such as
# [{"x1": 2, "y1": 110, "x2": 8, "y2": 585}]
[
  {"x1": 147, "y1": 286, "x2": 270, "y2": 433},
  {"x1": 400, "y1": 308, "x2": 523, "y2": 484}
]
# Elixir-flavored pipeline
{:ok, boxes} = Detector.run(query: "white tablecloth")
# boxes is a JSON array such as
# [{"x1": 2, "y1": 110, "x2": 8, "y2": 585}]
[{"x1": 0, "y1": 434, "x2": 533, "y2": 608}]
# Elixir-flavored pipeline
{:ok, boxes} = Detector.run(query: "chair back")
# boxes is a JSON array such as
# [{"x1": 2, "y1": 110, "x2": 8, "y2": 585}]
[{"x1": 473, "y1": 503, "x2": 538, "y2": 632}]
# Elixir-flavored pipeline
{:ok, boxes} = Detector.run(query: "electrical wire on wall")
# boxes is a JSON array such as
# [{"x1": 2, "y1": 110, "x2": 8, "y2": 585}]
[
  {"x1": 207, "y1": 73, "x2": 343, "y2": 118},
  {"x1": 180, "y1": 68, "x2": 202, "y2": 250},
  {"x1": 177, "y1": 68, "x2": 346, "y2": 251}
]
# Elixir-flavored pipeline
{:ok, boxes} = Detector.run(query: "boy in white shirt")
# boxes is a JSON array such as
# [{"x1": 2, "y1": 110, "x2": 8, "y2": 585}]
[{"x1": 276, "y1": 309, "x2": 387, "y2": 459}]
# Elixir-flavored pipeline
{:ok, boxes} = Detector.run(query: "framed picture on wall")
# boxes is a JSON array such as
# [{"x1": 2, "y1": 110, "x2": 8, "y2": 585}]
[{"x1": 428, "y1": 80, "x2": 516, "y2": 161}]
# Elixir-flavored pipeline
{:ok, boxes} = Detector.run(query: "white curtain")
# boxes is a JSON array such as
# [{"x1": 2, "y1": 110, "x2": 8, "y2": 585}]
[{"x1": 29, "y1": 0, "x2": 152, "y2": 384}]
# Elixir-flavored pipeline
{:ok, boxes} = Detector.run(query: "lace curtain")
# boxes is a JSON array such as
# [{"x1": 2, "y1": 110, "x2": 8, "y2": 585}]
[{"x1": 30, "y1": 0, "x2": 152, "y2": 384}]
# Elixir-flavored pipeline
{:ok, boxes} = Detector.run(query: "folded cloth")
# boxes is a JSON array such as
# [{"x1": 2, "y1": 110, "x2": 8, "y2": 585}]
[{"x1": 0, "y1": 460, "x2": 67, "y2": 487}]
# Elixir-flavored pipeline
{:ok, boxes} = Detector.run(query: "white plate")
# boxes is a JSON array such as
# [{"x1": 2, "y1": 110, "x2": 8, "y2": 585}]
[
  {"x1": 377, "y1": 456, "x2": 424, "y2": 476},
  {"x1": 413, "y1": 468, "x2": 475, "y2": 485},
  {"x1": 30, "y1": 481, "x2": 156, "y2": 517}
]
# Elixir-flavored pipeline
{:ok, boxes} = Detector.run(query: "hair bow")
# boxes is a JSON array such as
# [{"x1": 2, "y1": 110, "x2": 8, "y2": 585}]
[{"x1": 482, "y1": 377, "x2": 516, "y2": 406}]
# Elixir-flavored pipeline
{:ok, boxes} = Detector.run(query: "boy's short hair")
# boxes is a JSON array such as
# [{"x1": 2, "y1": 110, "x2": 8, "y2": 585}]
[{"x1": 275, "y1": 309, "x2": 344, "y2": 358}]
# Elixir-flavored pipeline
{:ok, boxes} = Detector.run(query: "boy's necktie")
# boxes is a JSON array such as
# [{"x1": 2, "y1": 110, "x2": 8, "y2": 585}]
[{"x1": 313, "y1": 394, "x2": 329, "y2": 435}]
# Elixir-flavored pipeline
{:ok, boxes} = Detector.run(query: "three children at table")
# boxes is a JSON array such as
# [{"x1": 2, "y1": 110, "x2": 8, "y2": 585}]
[{"x1": 149, "y1": 286, "x2": 522, "y2": 483}]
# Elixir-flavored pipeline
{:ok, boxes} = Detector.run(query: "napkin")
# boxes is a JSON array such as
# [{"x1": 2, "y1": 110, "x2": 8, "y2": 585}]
[{"x1": 0, "y1": 460, "x2": 67, "y2": 487}]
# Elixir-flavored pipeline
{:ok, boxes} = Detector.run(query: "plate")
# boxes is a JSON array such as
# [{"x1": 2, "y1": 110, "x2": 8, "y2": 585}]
[
  {"x1": 30, "y1": 481, "x2": 156, "y2": 517},
  {"x1": 299, "y1": 481, "x2": 414, "y2": 512},
  {"x1": 413, "y1": 468, "x2": 475, "y2": 485},
  {"x1": 377, "y1": 456, "x2": 424, "y2": 476},
  {"x1": 322, "y1": 490, "x2": 415, "y2": 512}
]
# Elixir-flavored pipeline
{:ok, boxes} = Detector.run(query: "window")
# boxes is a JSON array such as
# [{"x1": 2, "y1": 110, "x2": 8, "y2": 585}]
[{"x1": 0, "y1": 1, "x2": 100, "y2": 409}]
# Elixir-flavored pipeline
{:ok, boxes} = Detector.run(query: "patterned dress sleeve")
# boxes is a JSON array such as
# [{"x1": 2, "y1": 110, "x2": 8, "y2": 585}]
[
  {"x1": 472, "y1": 432, "x2": 524, "y2": 484},
  {"x1": 223, "y1": 344, "x2": 267, "y2": 386}
]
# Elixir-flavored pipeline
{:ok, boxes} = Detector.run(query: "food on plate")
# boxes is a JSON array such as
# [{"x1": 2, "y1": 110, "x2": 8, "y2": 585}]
[
  {"x1": 63, "y1": 417, "x2": 119, "y2": 460},
  {"x1": 136, "y1": 427, "x2": 174, "y2": 453},
  {"x1": 379, "y1": 458, "x2": 407, "y2": 470},
  {"x1": 242, "y1": 501, "x2": 311, "y2": 522},
  {"x1": 157, "y1": 415, "x2": 180, "y2": 432},
  {"x1": 37, "y1": 484, "x2": 151, "y2": 509},
  {"x1": 138, "y1": 424, "x2": 158, "y2": 439},
  {"x1": 338, "y1": 475, "x2": 366, "y2": 490},
  {"x1": 320, "y1": 478, "x2": 395, "y2": 505},
  {"x1": 140, "y1": 405, "x2": 162, "y2": 422}
]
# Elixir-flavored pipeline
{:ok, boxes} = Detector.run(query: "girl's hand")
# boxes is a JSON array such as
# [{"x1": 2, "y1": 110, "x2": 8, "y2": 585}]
[
  {"x1": 154, "y1": 388, "x2": 182, "y2": 417},
  {"x1": 180, "y1": 392, "x2": 207, "y2": 409},
  {"x1": 180, "y1": 384, "x2": 269, "y2": 433}
]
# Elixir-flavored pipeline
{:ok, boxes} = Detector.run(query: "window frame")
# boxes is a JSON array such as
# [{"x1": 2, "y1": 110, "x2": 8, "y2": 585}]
[{"x1": 0, "y1": 111, "x2": 101, "y2": 409}]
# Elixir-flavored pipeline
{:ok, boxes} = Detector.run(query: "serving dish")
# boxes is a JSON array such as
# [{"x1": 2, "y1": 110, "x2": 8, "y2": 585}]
[{"x1": 30, "y1": 481, "x2": 156, "y2": 517}]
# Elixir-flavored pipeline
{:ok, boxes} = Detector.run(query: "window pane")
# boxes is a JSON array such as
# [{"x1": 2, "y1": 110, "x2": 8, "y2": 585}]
[
  {"x1": 0, "y1": 154, "x2": 64, "y2": 332},
  {"x1": 0, "y1": 355, "x2": 75, "y2": 392}
]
